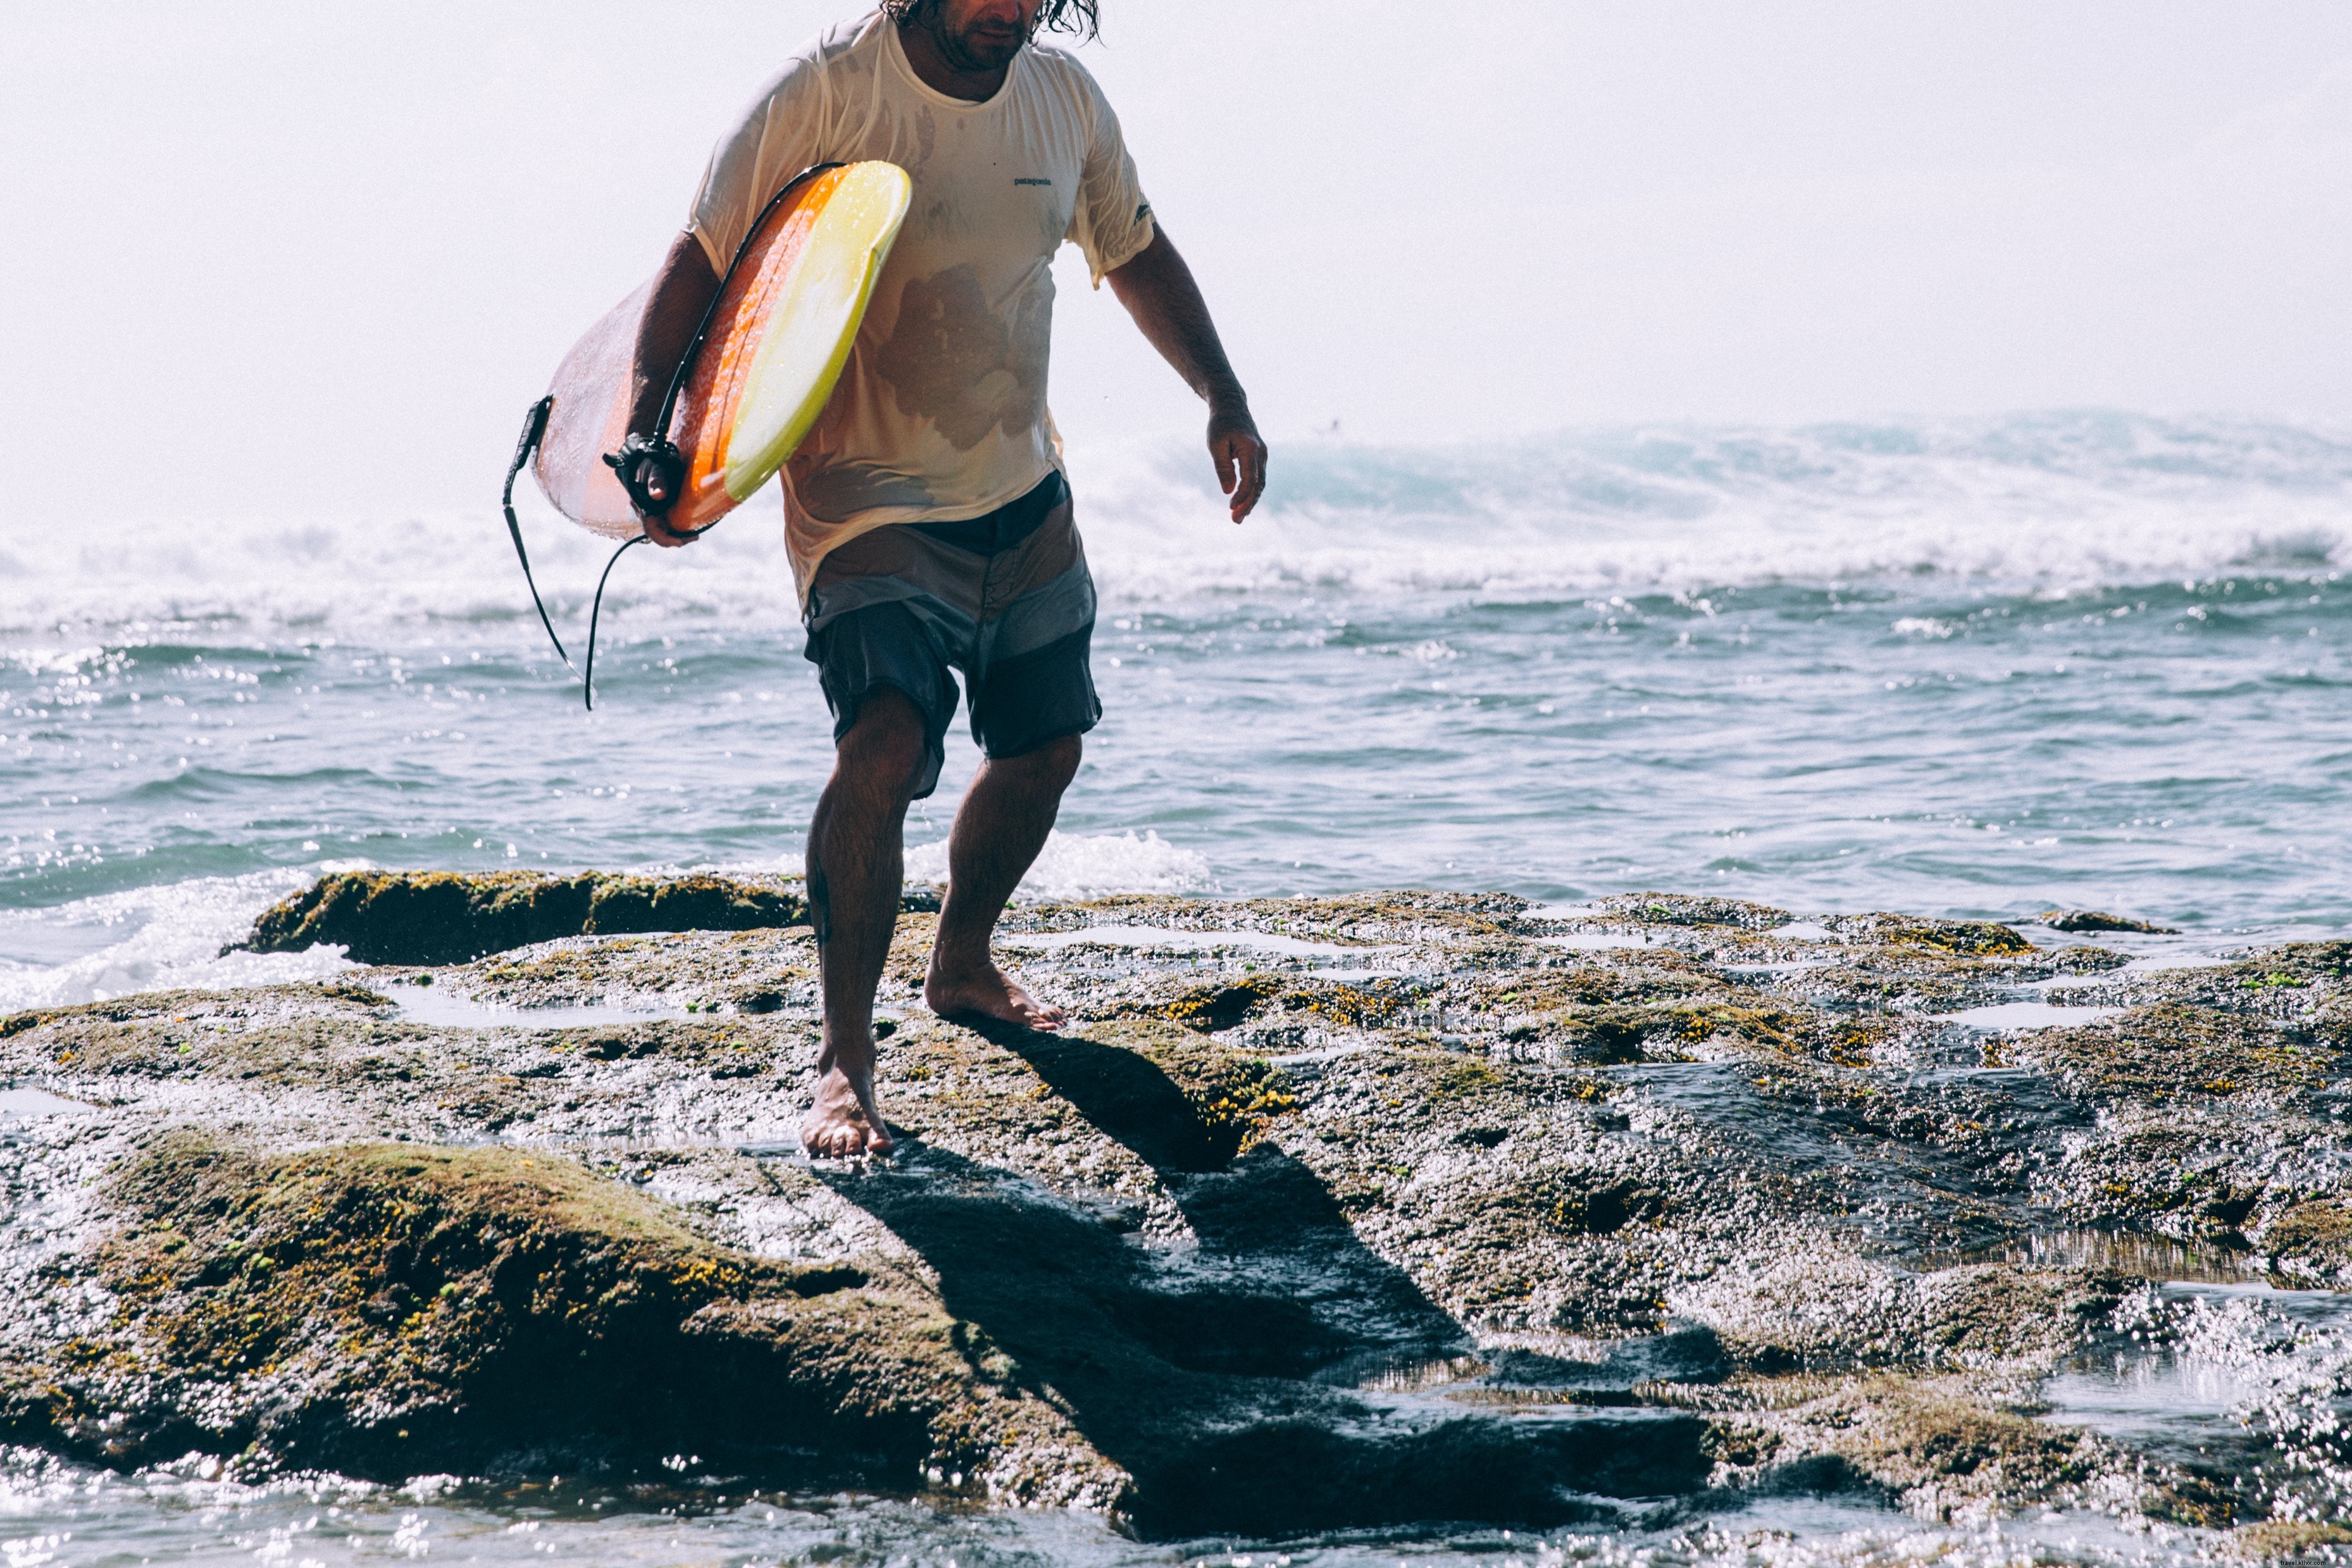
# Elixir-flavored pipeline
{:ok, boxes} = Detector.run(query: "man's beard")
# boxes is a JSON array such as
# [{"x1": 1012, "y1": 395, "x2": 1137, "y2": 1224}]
[{"x1": 927, "y1": 8, "x2": 1028, "y2": 73}]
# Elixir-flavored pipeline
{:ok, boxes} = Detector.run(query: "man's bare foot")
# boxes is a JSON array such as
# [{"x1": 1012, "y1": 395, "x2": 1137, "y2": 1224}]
[
  {"x1": 925, "y1": 958, "x2": 1066, "y2": 1031},
  {"x1": 802, "y1": 1057, "x2": 893, "y2": 1159}
]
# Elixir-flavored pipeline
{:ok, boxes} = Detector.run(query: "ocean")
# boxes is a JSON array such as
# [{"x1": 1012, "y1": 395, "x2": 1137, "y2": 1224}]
[{"x1": 3, "y1": 409, "x2": 2349, "y2": 1561}]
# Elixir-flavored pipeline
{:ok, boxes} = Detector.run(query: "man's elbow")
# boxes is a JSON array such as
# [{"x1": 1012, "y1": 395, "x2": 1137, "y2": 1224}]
[{"x1": 1105, "y1": 226, "x2": 1174, "y2": 298}]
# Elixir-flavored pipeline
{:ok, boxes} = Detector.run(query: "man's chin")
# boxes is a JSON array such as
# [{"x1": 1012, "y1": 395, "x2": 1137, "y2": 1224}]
[{"x1": 950, "y1": 31, "x2": 1024, "y2": 70}]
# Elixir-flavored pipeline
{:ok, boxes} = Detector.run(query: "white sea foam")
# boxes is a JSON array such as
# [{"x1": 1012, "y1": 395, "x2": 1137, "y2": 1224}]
[
  {"x1": 902, "y1": 829, "x2": 1214, "y2": 903},
  {"x1": 0, "y1": 871, "x2": 352, "y2": 1013},
  {"x1": 5, "y1": 414, "x2": 2346, "y2": 642}
]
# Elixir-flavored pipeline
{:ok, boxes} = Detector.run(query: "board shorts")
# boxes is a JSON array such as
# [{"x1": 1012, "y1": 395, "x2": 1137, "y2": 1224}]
[{"x1": 802, "y1": 471, "x2": 1100, "y2": 800}]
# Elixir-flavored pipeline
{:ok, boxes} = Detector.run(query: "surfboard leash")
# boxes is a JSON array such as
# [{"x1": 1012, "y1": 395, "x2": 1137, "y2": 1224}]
[
  {"x1": 501, "y1": 397, "x2": 658, "y2": 711},
  {"x1": 581, "y1": 535, "x2": 649, "y2": 712},
  {"x1": 501, "y1": 395, "x2": 576, "y2": 674},
  {"x1": 506, "y1": 161, "x2": 846, "y2": 712}
]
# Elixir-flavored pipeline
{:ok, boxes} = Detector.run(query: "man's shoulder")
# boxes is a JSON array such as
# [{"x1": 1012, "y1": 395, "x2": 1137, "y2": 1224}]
[
  {"x1": 1020, "y1": 39, "x2": 1098, "y2": 80},
  {"x1": 735, "y1": 13, "x2": 884, "y2": 118},
  {"x1": 1017, "y1": 39, "x2": 1113, "y2": 109},
  {"x1": 793, "y1": 12, "x2": 887, "y2": 71}
]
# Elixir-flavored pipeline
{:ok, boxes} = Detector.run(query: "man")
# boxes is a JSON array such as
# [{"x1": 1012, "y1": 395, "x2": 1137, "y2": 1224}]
[{"x1": 618, "y1": 0, "x2": 1267, "y2": 1157}]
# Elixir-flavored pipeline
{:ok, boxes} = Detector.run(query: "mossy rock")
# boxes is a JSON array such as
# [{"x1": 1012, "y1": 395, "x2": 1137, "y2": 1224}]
[
  {"x1": 51, "y1": 1133, "x2": 1047, "y2": 1479},
  {"x1": 241, "y1": 871, "x2": 597, "y2": 964},
  {"x1": 238, "y1": 871, "x2": 812, "y2": 965},
  {"x1": 2051, "y1": 945, "x2": 2134, "y2": 974},
  {"x1": 1595, "y1": 892, "x2": 1794, "y2": 930},
  {"x1": 2262, "y1": 1202, "x2": 2352, "y2": 1270},
  {"x1": 1872, "y1": 918, "x2": 2035, "y2": 957},
  {"x1": 1865, "y1": 1392, "x2": 2096, "y2": 1488},
  {"x1": 996, "y1": 1019, "x2": 1302, "y2": 1172},
  {"x1": 2022, "y1": 1004, "x2": 2333, "y2": 1106},
  {"x1": 2242, "y1": 942, "x2": 2352, "y2": 987},
  {"x1": 0, "y1": 1359, "x2": 75, "y2": 1444},
  {"x1": 583, "y1": 874, "x2": 804, "y2": 937},
  {"x1": 2230, "y1": 1521, "x2": 2352, "y2": 1560},
  {"x1": 1153, "y1": 975, "x2": 1288, "y2": 1033},
  {"x1": 1529, "y1": 1001, "x2": 1809, "y2": 1065},
  {"x1": 1914, "y1": 1266, "x2": 2129, "y2": 1369},
  {"x1": 2043, "y1": 910, "x2": 2179, "y2": 935}
]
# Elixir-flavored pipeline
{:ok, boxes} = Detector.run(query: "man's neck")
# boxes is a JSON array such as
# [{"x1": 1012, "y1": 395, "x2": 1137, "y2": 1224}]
[{"x1": 897, "y1": 16, "x2": 1013, "y2": 103}]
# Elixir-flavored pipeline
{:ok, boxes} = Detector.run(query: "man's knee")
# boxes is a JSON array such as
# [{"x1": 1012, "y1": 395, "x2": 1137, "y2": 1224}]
[
  {"x1": 837, "y1": 688, "x2": 933, "y2": 802},
  {"x1": 996, "y1": 731, "x2": 1082, "y2": 790}
]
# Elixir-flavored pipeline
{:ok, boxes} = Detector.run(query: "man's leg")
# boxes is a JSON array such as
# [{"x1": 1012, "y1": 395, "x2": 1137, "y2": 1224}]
[
  {"x1": 804, "y1": 689, "x2": 931, "y2": 1157},
  {"x1": 924, "y1": 734, "x2": 1082, "y2": 1030}
]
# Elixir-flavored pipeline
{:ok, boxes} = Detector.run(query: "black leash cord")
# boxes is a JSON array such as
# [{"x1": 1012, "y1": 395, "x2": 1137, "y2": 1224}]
[
  {"x1": 507, "y1": 161, "x2": 845, "y2": 712},
  {"x1": 501, "y1": 395, "x2": 575, "y2": 672},
  {"x1": 579, "y1": 518, "x2": 716, "y2": 712},
  {"x1": 582, "y1": 534, "x2": 645, "y2": 712}
]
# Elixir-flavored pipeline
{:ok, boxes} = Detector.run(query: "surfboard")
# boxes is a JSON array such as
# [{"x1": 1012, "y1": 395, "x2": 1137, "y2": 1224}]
[{"x1": 532, "y1": 161, "x2": 912, "y2": 538}]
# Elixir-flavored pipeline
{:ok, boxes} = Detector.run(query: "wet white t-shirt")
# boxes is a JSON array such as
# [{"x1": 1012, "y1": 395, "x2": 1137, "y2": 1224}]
[{"x1": 688, "y1": 12, "x2": 1155, "y2": 597}]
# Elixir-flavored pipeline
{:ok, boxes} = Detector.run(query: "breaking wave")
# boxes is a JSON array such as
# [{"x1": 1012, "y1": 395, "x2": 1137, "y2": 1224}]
[{"x1": 4, "y1": 412, "x2": 2344, "y2": 642}]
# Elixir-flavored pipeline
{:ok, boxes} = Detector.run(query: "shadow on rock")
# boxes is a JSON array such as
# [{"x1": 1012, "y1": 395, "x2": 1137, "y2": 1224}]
[{"x1": 821, "y1": 1021, "x2": 1710, "y2": 1537}]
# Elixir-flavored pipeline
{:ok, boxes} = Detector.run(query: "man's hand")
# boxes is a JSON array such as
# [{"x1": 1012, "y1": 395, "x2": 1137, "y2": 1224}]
[
  {"x1": 617, "y1": 449, "x2": 699, "y2": 547},
  {"x1": 605, "y1": 435, "x2": 697, "y2": 546},
  {"x1": 1210, "y1": 402, "x2": 1267, "y2": 523},
  {"x1": 1105, "y1": 228, "x2": 1267, "y2": 526}
]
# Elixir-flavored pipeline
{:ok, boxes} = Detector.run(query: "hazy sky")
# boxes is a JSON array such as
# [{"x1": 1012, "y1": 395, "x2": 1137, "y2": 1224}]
[{"x1": 4, "y1": 2, "x2": 2349, "y2": 524}]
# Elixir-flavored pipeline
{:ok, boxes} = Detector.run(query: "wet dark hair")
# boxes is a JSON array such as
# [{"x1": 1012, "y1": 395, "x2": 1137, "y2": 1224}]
[{"x1": 880, "y1": 0, "x2": 1100, "y2": 42}]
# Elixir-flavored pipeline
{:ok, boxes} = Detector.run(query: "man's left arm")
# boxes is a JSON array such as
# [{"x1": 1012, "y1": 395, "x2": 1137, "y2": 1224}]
[{"x1": 1105, "y1": 228, "x2": 1268, "y2": 523}]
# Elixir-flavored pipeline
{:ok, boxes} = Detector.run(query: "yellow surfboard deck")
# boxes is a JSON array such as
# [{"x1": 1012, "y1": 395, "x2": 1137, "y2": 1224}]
[{"x1": 533, "y1": 161, "x2": 911, "y2": 538}]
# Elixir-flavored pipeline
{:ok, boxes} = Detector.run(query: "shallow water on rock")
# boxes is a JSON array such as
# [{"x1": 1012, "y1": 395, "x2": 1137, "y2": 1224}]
[
  {"x1": 386, "y1": 985, "x2": 688, "y2": 1031},
  {"x1": 1536, "y1": 931, "x2": 1666, "y2": 953},
  {"x1": 1002, "y1": 926, "x2": 1376, "y2": 962},
  {"x1": 1934, "y1": 1001, "x2": 2131, "y2": 1030},
  {"x1": 1940, "y1": 1232, "x2": 2263, "y2": 1285},
  {"x1": 2041, "y1": 1282, "x2": 2352, "y2": 1522},
  {"x1": 0, "y1": 1086, "x2": 83, "y2": 1122},
  {"x1": 0, "y1": 1450, "x2": 2227, "y2": 1568}
]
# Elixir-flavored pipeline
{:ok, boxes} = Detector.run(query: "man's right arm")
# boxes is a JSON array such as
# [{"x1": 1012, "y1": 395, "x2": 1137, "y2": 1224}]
[{"x1": 623, "y1": 232, "x2": 723, "y2": 547}]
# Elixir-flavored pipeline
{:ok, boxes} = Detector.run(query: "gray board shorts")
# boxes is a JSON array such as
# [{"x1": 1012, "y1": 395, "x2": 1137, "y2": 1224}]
[{"x1": 802, "y1": 470, "x2": 1100, "y2": 800}]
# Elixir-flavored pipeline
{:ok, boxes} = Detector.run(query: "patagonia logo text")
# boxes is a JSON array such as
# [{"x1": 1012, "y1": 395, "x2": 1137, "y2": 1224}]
[{"x1": 1014, "y1": 177, "x2": 1054, "y2": 187}]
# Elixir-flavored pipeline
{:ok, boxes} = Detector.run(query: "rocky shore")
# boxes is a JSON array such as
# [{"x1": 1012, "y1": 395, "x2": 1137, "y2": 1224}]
[{"x1": 3, "y1": 873, "x2": 2348, "y2": 1543}]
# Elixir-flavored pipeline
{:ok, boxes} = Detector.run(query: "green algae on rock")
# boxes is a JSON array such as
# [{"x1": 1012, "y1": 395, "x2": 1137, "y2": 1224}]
[
  {"x1": 2044, "y1": 910, "x2": 2182, "y2": 936},
  {"x1": 237, "y1": 871, "x2": 815, "y2": 966},
  {"x1": 57, "y1": 1133, "x2": 1109, "y2": 1496}
]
